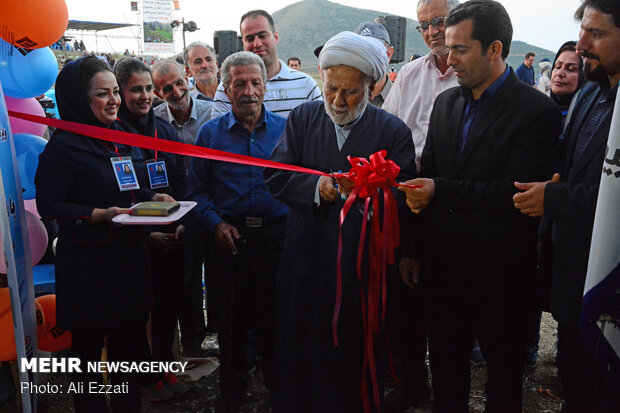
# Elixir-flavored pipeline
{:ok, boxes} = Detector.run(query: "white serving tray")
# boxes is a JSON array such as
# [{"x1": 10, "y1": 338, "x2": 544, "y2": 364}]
[{"x1": 113, "y1": 201, "x2": 197, "y2": 225}]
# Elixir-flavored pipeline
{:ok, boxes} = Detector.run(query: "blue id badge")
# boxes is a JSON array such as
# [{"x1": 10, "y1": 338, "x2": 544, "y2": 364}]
[
  {"x1": 146, "y1": 159, "x2": 169, "y2": 189},
  {"x1": 111, "y1": 156, "x2": 140, "y2": 191}
]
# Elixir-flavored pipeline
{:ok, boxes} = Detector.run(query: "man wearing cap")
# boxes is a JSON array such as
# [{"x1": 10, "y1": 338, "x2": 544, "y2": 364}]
[
  {"x1": 265, "y1": 31, "x2": 416, "y2": 412},
  {"x1": 355, "y1": 21, "x2": 395, "y2": 108},
  {"x1": 211, "y1": 9, "x2": 322, "y2": 119}
]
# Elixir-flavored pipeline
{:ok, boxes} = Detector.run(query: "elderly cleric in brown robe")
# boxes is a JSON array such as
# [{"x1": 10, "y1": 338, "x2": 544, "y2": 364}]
[{"x1": 265, "y1": 31, "x2": 417, "y2": 412}]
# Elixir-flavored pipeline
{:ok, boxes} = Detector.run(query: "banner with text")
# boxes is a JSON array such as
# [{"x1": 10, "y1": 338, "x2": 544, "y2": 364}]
[
  {"x1": 581, "y1": 84, "x2": 620, "y2": 378},
  {"x1": 142, "y1": 0, "x2": 174, "y2": 54},
  {"x1": 0, "y1": 81, "x2": 38, "y2": 412}
]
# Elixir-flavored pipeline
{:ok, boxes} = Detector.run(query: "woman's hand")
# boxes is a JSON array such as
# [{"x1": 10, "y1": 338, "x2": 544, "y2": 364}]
[
  {"x1": 148, "y1": 231, "x2": 181, "y2": 251},
  {"x1": 151, "y1": 193, "x2": 175, "y2": 202},
  {"x1": 174, "y1": 224, "x2": 186, "y2": 240},
  {"x1": 90, "y1": 207, "x2": 132, "y2": 224}
]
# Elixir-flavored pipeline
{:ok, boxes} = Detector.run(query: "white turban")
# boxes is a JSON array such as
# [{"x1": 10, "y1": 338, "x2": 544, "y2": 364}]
[{"x1": 318, "y1": 31, "x2": 388, "y2": 82}]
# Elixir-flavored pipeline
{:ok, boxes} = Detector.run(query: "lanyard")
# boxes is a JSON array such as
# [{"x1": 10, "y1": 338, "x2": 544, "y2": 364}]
[{"x1": 102, "y1": 141, "x2": 121, "y2": 158}]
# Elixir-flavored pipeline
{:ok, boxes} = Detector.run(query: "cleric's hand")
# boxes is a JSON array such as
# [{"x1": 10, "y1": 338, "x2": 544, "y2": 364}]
[
  {"x1": 335, "y1": 176, "x2": 355, "y2": 197},
  {"x1": 319, "y1": 176, "x2": 339, "y2": 203}
]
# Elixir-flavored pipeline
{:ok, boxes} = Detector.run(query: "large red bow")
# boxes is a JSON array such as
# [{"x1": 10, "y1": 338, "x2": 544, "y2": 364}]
[{"x1": 333, "y1": 150, "x2": 401, "y2": 413}]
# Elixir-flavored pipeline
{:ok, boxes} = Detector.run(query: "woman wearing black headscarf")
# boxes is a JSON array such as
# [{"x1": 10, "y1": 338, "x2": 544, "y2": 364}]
[
  {"x1": 525, "y1": 42, "x2": 586, "y2": 377},
  {"x1": 114, "y1": 57, "x2": 188, "y2": 401},
  {"x1": 550, "y1": 41, "x2": 585, "y2": 126},
  {"x1": 35, "y1": 56, "x2": 172, "y2": 413}
]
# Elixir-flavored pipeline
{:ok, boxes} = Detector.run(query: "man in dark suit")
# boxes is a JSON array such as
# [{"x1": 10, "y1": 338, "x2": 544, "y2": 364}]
[
  {"x1": 399, "y1": 1, "x2": 561, "y2": 412},
  {"x1": 513, "y1": 1, "x2": 620, "y2": 411}
]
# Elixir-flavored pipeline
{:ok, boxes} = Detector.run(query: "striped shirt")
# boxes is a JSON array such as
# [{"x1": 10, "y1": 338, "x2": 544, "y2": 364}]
[{"x1": 211, "y1": 59, "x2": 322, "y2": 119}]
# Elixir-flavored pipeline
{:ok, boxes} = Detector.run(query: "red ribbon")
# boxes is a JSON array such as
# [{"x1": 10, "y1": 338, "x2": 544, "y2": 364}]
[
  {"x1": 10, "y1": 111, "x2": 418, "y2": 412},
  {"x1": 8, "y1": 111, "x2": 329, "y2": 178},
  {"x1": 332, "y1": 150, "x2": 401, "y2": 413}
]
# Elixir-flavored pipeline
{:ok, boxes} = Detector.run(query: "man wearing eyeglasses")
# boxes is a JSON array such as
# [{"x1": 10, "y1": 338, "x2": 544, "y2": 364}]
[
  {"x1": 382, "y1": 1, "x2": 460, "y2": 411},
  {"x1": 384, "y1": 0, "x2": 459, "y2": 172}
]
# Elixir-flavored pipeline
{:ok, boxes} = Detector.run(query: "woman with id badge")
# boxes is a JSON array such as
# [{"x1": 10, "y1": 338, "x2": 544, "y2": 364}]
[
  {"x1": 35, "y1": 56, "x2": 173, "y2": 413},
  {"x1": 114, "y1": 57, "x2": 189, "y2": 401}
]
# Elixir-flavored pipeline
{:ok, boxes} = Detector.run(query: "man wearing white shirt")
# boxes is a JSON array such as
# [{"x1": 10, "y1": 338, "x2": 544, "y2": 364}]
[
  {"x1": 211, "y1": 9, "x2": 322, "y2": 119},
  {"x1": 152, "y1": 59, "x2": 213, "y2": 358},
  {"x1": 382, "y1": 0, "x2": 459, "y2": 410},
  {"x1": 383, "y1": 0, "x2": 460, "y2": 172},
  {"x1": 184, "y1": 42, "x2": 218, "y2": 102}
]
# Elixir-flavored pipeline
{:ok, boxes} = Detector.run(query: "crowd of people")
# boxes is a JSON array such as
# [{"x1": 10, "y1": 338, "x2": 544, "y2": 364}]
[{"x1": 32, "y1": 0, "x2": 620, "y2": 412}]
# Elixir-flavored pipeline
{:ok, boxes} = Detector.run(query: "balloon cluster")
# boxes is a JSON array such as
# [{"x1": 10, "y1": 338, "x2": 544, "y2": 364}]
[
  {"x1": 0, "y1": 0, "x2": 70, "y2": 358},
  {"x1": 0, "y1": 290, "x2": 72, "y2": 361},
  {"x1": 0, "y1": 0, "x2": 68, "y2": 194},
  {"x1": 0, "y1": 0, "x2": 67, "y2": 99}
]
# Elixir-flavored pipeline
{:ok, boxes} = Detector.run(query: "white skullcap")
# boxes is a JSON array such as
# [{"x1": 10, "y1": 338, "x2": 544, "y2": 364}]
[{"x1": 319, "y1": 31, "x2": 388, "y2": 82}]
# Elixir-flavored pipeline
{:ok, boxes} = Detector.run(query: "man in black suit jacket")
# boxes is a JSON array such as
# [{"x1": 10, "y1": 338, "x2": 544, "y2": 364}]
[
  {"x1": 513, "y1": 1, "x2": 620, "y2": 411},
  {"x1": 399, "y1": 1, "x2": 561, "y2": 412}
]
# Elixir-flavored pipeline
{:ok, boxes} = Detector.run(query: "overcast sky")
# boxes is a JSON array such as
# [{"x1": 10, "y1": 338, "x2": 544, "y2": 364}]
[{"x1": 64, "y1": 0, "x2": 583, "y2": 55}]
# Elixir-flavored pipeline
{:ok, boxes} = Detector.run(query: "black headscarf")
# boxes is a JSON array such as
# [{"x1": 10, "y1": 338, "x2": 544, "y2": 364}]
[
  {"x1": 550, "y1": 41, "x2": 585, "y2": 110},
  {"x1": 115, "y1": 58, "x2": 156, "y2": 138},
  {"x1": 117, "y1": 95, "x2": 156, "y2": 137},
  {"x1": 55, "y1": 56, "x2": 116, "y2": 128}
]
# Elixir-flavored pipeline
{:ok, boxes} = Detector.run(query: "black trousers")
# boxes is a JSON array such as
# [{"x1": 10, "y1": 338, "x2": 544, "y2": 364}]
[
  {"x1": 428, "y1": 294, "x2": 526, "y2": 413},
  {"x1": 178, "y1": 222, "x2": 207, "y2": 353},
  {"x1": 70, "y1": 320, "x2": 150, "y2": 413},
  {"x1": 213, "y1": 220, "x2": 285, "y2": 400},
  {"x1": 557, "y1": 324, "x2": 620, "y2": 413},
  {"x1": 385, "y1": 269, "x2": 428, "y2": 392},
  {"x1": 150, "y1": 231, "x2": 186, "y2": 363},
  {"x1": 205, "y1": 230, "x2": 224, "y2": 334}
]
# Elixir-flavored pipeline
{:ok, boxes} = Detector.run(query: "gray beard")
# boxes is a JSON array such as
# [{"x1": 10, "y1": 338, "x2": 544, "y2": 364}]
[
  {"x1": 324, "y1": 91, "x2": 369, "y2": 126},
  {"x1": 167, "y1": 93, "x2": 190, "y2": 111}
]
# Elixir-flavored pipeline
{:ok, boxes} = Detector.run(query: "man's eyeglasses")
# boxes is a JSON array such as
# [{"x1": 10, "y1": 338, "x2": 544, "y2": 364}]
[{"x1": 416, "y1": 16, "x2": 447, "y2": 33}]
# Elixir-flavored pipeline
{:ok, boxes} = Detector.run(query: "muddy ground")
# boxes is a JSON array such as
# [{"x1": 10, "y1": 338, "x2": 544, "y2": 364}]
[{"x1": 1, "y1": 312, "x2": 563, "y2": 413}]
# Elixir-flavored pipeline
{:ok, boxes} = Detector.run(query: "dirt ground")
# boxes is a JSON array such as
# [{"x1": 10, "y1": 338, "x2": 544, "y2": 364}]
[{"x1": 1, "y1": 312, "x2": 563, "y2": 413}]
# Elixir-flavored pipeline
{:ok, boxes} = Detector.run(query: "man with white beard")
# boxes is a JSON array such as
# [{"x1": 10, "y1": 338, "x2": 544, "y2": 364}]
[
  {"x1": 153, "y1": 60, "x2": 213, "y2": 160},
  {"x1": 152, "y1": 59, "x2": 213, "y2": 361},
  {"x1": 264, "y1": 31, "x2": 417, "y2": 412}
]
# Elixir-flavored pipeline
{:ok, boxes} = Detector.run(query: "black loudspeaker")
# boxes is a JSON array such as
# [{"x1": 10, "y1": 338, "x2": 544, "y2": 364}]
[
  {"x1": 213, "y1": 30, "x2": 239, "y2": 65},
  {"x1": 376, "y1": 16, "x2": 407, "y2": 64}
]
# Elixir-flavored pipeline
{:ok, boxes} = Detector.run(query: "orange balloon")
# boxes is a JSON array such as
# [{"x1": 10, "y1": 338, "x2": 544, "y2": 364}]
[
  {"x1": 0, "y1": 287, "x2": 45, "y2": 361},
  {"x1": 0, "y1": 288, "x2": 16, "y2": 361},
  {"x1": 0, "y1": 0, "x2": 68, "y2": 49},
  {"x1": 36, "y1": 294, "x2": 71, "y2": 352}
]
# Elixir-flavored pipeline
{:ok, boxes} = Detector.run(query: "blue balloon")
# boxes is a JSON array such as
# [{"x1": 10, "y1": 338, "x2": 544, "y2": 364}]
[
  {"x1": 13, "y1": 133, "x2": 47, "y2": 200},
  {"x1": 0, "y1": 38, "x2": 58, "y2": 99}
]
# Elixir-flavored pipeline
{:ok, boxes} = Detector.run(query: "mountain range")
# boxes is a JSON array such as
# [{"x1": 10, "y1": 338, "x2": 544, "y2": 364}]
[{"x1": 272, "y1": 0, "x2": 556, "y2": 74}]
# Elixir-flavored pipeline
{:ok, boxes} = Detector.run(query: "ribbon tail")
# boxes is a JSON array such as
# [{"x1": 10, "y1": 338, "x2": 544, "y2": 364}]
[
  {"x1": 357, "y1": 198, "x2": 371, "y2": 280},
  {"x1": 333, "y1": 188, "x2": 359, "y2": 347}
]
